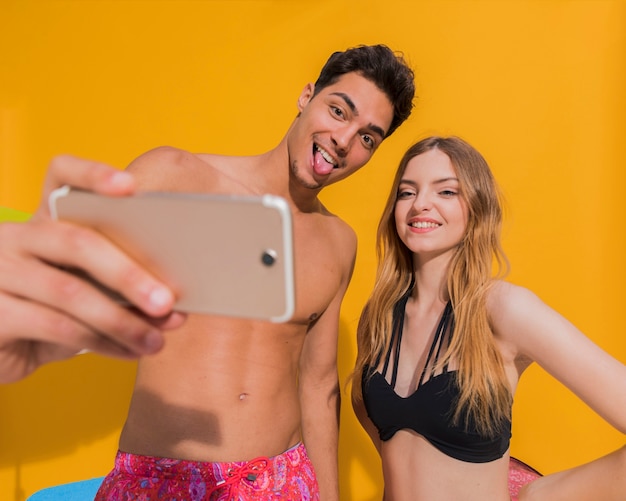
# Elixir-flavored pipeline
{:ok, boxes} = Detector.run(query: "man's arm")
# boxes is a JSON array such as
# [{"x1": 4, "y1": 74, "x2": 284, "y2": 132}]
[
  {"x1": 298, "y1": 228, "x2": 356, "y2": 501},
  {"x1": 0, "y1": 155, "x2": 184, "y2": 383},
  {"x1": 298, "y1": 293, "x2": 342, "y2": 500}
]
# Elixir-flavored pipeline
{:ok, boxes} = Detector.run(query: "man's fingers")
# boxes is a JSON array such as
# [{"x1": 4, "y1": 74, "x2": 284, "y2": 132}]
[
  {"x1": 36, "y1": 155, "x2": 137, "y2": 218},
  {"x1": 0, "y1": 288, "x2": 166, "y2": 359},
  {"x1": 0, "y1": 221, "x2": 178, "y2": 355},
  {"x1": 1, "y1": 219, "x2": 176, "y2": 319}
]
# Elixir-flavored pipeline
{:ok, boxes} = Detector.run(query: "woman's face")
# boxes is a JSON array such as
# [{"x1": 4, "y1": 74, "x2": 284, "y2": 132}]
[{"x1": 394, "y1": 148, "x2": 469, "y2": 261}]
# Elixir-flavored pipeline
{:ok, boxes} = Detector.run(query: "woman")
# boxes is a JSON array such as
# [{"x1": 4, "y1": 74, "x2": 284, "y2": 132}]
[{"x1": 351, "y1": 136, "x2": 626, "y2": 500}]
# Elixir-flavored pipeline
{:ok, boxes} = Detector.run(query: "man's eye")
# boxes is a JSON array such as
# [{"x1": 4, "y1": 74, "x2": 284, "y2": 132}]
[
  {"x1": 331, "y1": 106, "x2": 344, "y2": 118},
  {"x1": 362, "y1": 135, "x2": 374, "y2": 148}
]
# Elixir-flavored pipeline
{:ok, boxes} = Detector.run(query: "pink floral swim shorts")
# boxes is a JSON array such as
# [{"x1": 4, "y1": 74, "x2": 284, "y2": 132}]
[{"x1": 95, "y1": 442, "x2": 319, "y2": 500}]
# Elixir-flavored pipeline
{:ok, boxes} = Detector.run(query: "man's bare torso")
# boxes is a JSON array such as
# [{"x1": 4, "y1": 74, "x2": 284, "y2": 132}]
[{"x1": 118, "y1": 146, "x2": 354, "y2": 462}]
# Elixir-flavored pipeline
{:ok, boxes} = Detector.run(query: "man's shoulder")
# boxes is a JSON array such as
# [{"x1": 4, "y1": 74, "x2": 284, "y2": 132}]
[
  {"x1": 126, "y1": 147, "x2": 228, "y2": 190},
  {"x1": 130, "y1": 146, "x2": 204, "y2": 170},
  {"x1": 316, "y1": 206, "x2": 358, "y2": 252},
  {"x1": 317, "y1": 200, "x2": 354, "y2": 226},
  {"x1": 333, "y1": 213, "x2": 357, "y2": 241}
]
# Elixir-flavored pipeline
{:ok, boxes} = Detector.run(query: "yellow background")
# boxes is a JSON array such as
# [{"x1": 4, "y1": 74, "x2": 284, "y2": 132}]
[{"x1": 1, "y1": 1, "x2": 624, "y2": 499}]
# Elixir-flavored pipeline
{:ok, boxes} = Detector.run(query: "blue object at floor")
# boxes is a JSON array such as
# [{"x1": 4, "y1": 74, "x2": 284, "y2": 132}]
[{"x1": 27, "y1": 477, "x2": 105, "y2": 500}]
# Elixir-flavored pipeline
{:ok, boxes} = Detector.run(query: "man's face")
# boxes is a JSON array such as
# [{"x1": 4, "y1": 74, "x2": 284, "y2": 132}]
[{"x1": 288, "y1": 72, "x2": 394, "y2": 190}]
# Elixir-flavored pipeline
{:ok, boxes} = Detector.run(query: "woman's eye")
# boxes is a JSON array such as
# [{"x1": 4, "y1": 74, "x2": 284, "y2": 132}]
[
  {"x1": 397, "y1": 190, "x2": 415, "y2": 199},
  {"x1": 440, "y1": 190, "x2": 458, "y2": 197}
]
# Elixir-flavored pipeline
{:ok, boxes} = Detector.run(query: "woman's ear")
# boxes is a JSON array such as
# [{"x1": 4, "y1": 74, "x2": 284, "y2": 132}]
[{"x1": 297, "y1": 83, "x2": 315, "y2": 112}]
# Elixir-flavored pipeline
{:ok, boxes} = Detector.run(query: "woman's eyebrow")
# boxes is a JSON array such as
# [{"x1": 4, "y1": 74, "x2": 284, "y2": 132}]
[{"x1": 399, "y1": 177, "x2": 459, "y2": 186}]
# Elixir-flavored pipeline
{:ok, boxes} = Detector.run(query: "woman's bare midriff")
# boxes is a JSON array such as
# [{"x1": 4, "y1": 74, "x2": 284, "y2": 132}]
[
  {"x1": 380, "y1": 431, "x2": 511, "y2": 501},
  {"x1": 119, "y1": 314, "x2": 308, "y2": 462}
]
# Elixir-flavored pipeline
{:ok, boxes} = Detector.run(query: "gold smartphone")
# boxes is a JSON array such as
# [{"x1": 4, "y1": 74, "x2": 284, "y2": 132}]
[{"x1": 49, "y1": 186, "x2": 295, "y2": 322}]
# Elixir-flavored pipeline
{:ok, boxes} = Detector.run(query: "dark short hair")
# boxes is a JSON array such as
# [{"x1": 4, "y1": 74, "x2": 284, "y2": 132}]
[{"x1": 313, "y1": 44, "x2": 415, "y2": 137}]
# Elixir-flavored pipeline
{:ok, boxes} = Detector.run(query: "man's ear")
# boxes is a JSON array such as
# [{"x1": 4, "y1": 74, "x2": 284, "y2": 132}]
[{"x1": 297, "y1": 83, "x2": 315, "y2": 112}]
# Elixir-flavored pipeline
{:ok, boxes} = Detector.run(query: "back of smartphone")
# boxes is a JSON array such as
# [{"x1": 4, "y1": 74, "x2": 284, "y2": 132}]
[{"x1": 50, "y1": 187, "x2": 294, "y2": 322}]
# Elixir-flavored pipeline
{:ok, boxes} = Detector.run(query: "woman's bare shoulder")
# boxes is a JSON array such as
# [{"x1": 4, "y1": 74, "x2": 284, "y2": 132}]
[
  {"x1": 487, "y1": 280, "x2": 539, "y2": 313},
  {"x1": 486, "y1": 280, "x2": 545, "y2": 343}
]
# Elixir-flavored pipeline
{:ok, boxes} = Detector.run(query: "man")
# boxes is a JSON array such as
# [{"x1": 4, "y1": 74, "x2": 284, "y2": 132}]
[{"x1": 0, "y1": 45, "x2": 414, "y2": 499}]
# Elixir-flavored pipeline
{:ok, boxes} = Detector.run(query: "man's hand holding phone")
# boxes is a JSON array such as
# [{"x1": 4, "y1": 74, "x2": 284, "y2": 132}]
[{"x1": 0, "y1": 156, "x2": 184, "y2": 383}]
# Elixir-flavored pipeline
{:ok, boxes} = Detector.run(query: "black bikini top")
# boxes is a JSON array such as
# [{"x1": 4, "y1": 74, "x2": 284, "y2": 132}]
[{"x1": 361, "y1": 294, "x2": 511, "y2": 463}]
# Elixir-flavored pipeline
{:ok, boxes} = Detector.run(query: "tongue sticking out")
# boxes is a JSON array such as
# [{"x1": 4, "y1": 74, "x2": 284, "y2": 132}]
[{"x1": 313, "y1": 148, "x2": 335, "y2": 176}]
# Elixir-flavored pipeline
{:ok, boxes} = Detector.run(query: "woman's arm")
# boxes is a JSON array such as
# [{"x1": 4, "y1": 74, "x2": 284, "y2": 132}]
[
  {"x1": 489, "y1": 281, "x2": 626, "y2": 432},
  {"x1": 351, "y1": 388, "x2": 382, "y2": 454}
]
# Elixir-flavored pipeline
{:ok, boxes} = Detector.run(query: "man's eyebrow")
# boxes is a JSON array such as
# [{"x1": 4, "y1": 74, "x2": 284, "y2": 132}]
[
  {"x1": 330, "y1": 91, "x2": 387, "y2": 138},
  {"x1": 330, "y1": 92, "x2": 358, "y2": 114}
]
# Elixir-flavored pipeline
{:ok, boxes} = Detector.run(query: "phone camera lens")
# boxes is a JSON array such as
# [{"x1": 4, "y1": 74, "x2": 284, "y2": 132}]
[{"x1": 261, "y1": 249, "x2": 277, "y2": 266}]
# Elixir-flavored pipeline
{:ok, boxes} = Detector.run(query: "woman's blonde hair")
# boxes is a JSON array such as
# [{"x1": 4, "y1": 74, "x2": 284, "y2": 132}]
[{"x1": 352, "y1": 136, "x2": 511, "y2": 436}]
